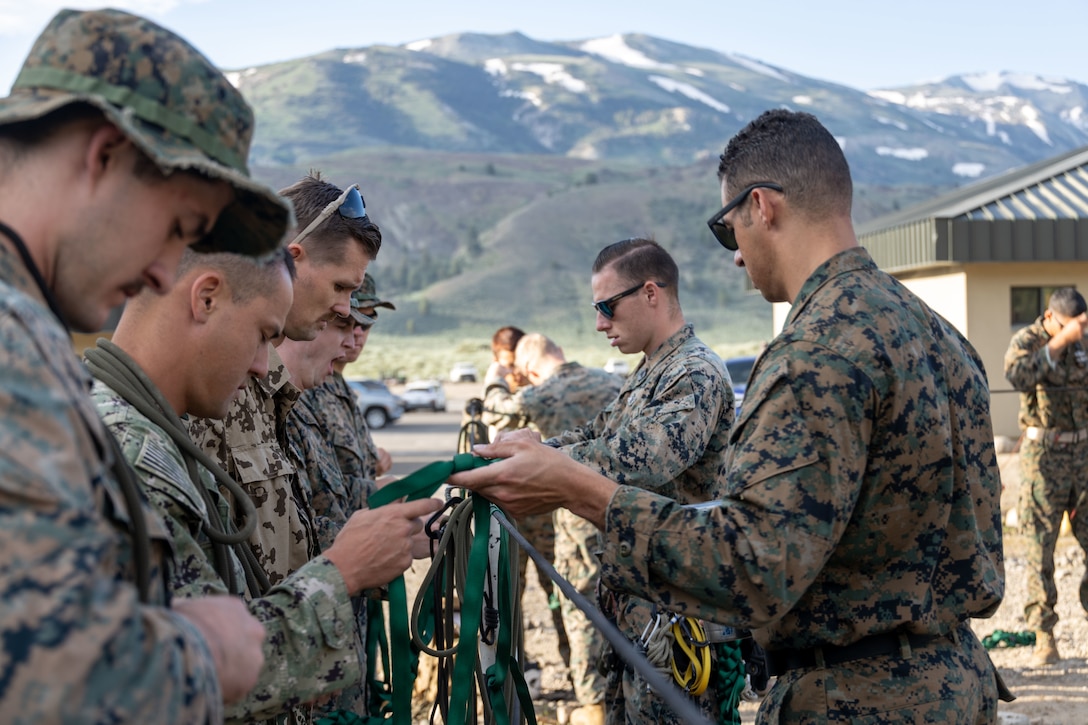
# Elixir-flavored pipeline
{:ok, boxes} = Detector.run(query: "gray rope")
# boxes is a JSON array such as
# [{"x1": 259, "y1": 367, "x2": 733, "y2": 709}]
[{"x1": 85, "y1": 339, "x2": 270, "y2": 596}]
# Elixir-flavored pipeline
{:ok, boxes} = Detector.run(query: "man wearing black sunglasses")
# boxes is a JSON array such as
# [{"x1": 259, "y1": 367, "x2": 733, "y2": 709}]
[
  {"x1": 544, "y1": 238, "x2": 734, "y2": 724},
  {"x1": 452, "y1": 110, "x2": 1007, "y2": 724}
]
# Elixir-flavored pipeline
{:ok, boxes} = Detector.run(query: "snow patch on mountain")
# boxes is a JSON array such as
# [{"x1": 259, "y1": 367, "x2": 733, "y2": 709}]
[
  {"x1": 960, "y1": 71, "x2": 1073, "y2": 95},
  {"x1": 727, "y1": 54, "x2": 789, "y2": 83},
  {"x1": 649, "y1": 76, "x2": 730, "y2": 113},
  {"x1": 580, "y1": 35, "x2": 675, "y2": 70},
  {"x1": 511, "y1": 62, "x2": 587, "y2": 93},
  {"x1": 953, "y1": 162, "x2": 987, "y2": 178},
  {"x1": 876, "y1": 146, "x2": 929, "y2": 161},
  {"x1": 405, "y1": 39, "x2": 433, "y2": 52}
]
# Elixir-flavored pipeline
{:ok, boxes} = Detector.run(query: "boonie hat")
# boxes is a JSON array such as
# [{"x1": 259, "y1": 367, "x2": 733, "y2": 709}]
[
  {"x1": 354, "y1": 273, "x2": 397, "y2": 311},
  {"x1": 350, "y1": 273, "x2": 397, "y2": 326},
  {"x1": 0, "y1": 8, "x2": 291, "y2": 256}
]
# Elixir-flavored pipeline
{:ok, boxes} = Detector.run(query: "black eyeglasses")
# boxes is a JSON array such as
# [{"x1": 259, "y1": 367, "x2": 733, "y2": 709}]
[
  {"x1": 706, "y1": 182, "x2": 783, "y2": 251},
  {"x1": 592, "y1": 281, "x2": 666, "y2": 319},
  {"x1": 292, "y1": 184, "x2": 368, "y2": 245}
]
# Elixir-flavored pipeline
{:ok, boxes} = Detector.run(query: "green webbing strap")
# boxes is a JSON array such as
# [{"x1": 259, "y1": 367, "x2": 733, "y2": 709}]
[
  {"x1": 366, "y1": 597, "x2": 391, "y2": 718},
  {"x1": 711, "y1": 641, "x2": 745, "y2": 725},
  {"x1": 366, "y1": 454, "x2": 496, "y2": 725},
  {"x1": 447, "y1": 494, "x2": 493, "y2": 725},
  {"x1": 484, "y1": 513, "x2": 537, "y2": 725}
]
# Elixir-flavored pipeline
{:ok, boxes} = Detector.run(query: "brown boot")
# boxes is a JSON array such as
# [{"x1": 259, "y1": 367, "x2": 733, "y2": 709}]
[
  {"x1": 568, "y1": 703, "x2": 606, "y2": 725},
  {"x1": 1032, "y1": 630, "x2": 1060, "y2": 666}
]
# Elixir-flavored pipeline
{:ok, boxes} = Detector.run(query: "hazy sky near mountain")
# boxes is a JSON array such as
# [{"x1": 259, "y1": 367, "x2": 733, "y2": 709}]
[{"x1": 1, "y1": 0, "x2": 1085, "y2": 93}]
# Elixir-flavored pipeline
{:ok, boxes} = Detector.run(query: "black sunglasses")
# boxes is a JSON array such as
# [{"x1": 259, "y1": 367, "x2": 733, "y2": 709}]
[
  {"x1": 706, "y1": 182, "x2": 783, "y2": 251},
  {"x1": 592, "y1": 281, "x2": 667, "y2": 319}
]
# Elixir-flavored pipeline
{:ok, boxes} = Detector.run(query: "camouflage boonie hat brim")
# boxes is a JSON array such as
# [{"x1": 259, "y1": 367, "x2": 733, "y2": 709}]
[{"x1": 0, "y1": 9, "x2": 291, "y2": 257}]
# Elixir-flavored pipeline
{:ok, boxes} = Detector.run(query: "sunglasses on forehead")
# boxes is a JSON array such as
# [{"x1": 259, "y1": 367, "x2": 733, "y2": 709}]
[
  {"x1": 706, "y1": 182, "x2": 783, "y2": 251},
  {"x1": 292, "y1": 184, "x2": 368, "y2": 245}
]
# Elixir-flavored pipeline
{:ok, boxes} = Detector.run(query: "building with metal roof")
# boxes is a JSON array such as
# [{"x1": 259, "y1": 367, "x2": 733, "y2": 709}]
[{"x1": 851, "y1": 144, "x2": 1088, "y2": 438}]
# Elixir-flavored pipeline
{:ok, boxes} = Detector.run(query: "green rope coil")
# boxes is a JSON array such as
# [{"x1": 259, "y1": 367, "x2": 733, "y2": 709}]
[
  {"x1": 982, "y1": 630, "x2": 1036, "y2": 650},
  {"x1": 710, "y1": 640, "x2": 745, "y2": 725}
]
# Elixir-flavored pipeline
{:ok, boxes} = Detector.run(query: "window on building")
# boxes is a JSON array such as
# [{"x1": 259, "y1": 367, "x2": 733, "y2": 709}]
[{"x1": 1011, "y1": 286, "x2": 1073, "y2": 328}]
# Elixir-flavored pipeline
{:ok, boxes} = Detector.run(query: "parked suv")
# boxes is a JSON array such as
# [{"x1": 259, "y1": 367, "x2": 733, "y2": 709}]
[
  {"x1": 400, "y1": 380, "x2": 447, "y2": 412},
  {"x1": 347, "y1": 378, "x2": 404, "y2": 429},
  {"x1": 448, "y1": 361, "x2": 479, "y2": 383}
]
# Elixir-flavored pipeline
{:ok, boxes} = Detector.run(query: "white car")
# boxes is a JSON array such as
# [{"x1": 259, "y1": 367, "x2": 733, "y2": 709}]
[
  {"x1": 400, "y1": 380, "x2": 447, "y2": 412},
  {"x1": 346, "y1": 378, "x2": 404, "y2": 429},
  {"x1": 449, "y1": 361, "x2": 479, "y2": 383}
]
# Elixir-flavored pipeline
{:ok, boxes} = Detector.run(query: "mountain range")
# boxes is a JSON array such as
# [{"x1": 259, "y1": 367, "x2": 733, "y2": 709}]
[{"x1": 230, "y1": 32, "x2": 1088, "y2": 339}]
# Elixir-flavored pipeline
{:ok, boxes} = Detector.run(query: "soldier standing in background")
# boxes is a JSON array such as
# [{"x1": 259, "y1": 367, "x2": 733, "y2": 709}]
[
  {"x1": 482, "y1": 324, "x2": 571, "y2": 671},
  {"x1": 0, "y1": 8, "x2": 281, "y2": 719},
  {"x1": 1005, "y1": 286, "x2": 1088, "y2": 666},
  {"x1": 485, "y1": 332, "x2": 623, "y2": 725},
  {"x1": 538, "y1": 238, "x2": 733, "y2": 725}
]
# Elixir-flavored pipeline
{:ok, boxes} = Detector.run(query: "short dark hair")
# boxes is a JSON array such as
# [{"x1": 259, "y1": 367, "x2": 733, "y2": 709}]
[
  {"x1": 592, "y1": 238, "x2": 679, "y2": 300},
  {"x1": 491, "y1": 325, "x2": 525, "y2": 355},
  {"x1": 718, "y1": 109, "x2": 853, "y2": 220},
  {"x1": 0, "y1": 102, "x2": 167, "y2": 182},
  {"x1": 280, "y1": 171, "x2": 382, "y2": 265},
  {"x1": 1049, "y1": 287, "x2": 1087, "y2": 317},
  {"x1": 176, "y1": 247, "x2": 295, "y2": 303}
]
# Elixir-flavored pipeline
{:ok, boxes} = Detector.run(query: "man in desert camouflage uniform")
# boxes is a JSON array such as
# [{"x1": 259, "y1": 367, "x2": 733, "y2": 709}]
[
  {"x1": 547, "y1": 238, "x2": 733, "y2": 725},
  {"x1": 188, "y1": 174, "x2": 380, "y2": 583},
  {"x1": 484, "y1": 332, "x2": 623, "y2": 724},
  {"x1": 88, "y1": 248, "x2": 437, "y2": 723},
  {"x1": 0, "y1": 8, "x2": 285, "y2": 720},
  {"x1": 453, "y1": 109, "x2": 1007, "y2": 724},
  {"x1": 1005, "y1": 286, "x2": 1088, "y2": 666}
]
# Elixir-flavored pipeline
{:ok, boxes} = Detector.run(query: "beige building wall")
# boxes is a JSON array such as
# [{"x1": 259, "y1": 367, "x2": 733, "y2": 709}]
[{"x1": 768, "y1": 263, "x2": 1088, "y2": 440}]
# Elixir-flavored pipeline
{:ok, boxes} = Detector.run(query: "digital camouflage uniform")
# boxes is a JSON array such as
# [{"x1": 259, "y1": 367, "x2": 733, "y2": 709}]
[
  {"x1": 548, "y1": 324, "x2": 734, "y2": 724},
  {"x1": 0, "y1": 241, "x2": 224, "y2": 724},
  {"x1": 485, "y1": 362, "x2": 623, "y2": 706},
  {"x1": 0, "y1": 8, "x2": 293, "y2": 722},
  {"x1": 1005, "y1": 316, "x2": 1088, "y2": 632},
  {"x1": 599, "y1": 249, "x2": 1005, "y2": 723},
  {"x1": 189, "y1": 345, "x2": 317, "y2": 583},
  {"x1": 91, "y1": 373, "x2": 360, "y2": 723},
  {"x1": 288, "y1": 383, "x2": 372, "y2": 718},
  {"x1": 303, "y1": 372, "x2": 379, "y2": 511}
]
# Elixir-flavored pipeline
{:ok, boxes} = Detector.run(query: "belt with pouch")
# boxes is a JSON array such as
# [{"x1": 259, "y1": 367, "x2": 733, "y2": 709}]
[
  {"x1": 764, "y1": 631, "x2": 949, "y2": 676},
  {"x1": 1025, "y1": 426, "x2": 1088, "y2": 444}
]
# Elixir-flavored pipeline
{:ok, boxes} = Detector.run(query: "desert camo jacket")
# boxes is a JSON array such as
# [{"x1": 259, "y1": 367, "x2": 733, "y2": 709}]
[
  {"x1": 0, "y1": 243, "x2": 222, "y2": 723},
  {"x1": 1005, "y1": 316, "x2": 1088, "y2": 431},
  {"x1": 598, "y1": 247, "x2": 1005, "y2": 652},
  {"x1": 91, "y1": 381, "x2": 360, "y2": 723},
  {"x1": 482, "y1": 361, "x2": 624, "y2": 439},
  {"x1": 188, "y1": 346, "x2": 316, "y2": 583}
]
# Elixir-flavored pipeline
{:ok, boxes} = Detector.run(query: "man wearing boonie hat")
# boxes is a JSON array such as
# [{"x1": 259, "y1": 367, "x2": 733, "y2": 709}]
[{"x1": 0, "y1": 7, "x2": 292, "y2": 722}]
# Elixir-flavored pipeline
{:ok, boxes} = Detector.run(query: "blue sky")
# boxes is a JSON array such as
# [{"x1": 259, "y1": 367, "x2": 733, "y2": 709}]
[{"x1": 1, "y1": 0, "x2": 1086, "y2": 93}]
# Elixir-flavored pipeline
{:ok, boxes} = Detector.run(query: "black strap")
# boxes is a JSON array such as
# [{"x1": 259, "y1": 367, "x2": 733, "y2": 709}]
[{"x1": 764, "y1": 631, "x2": 947, "y2": 676}]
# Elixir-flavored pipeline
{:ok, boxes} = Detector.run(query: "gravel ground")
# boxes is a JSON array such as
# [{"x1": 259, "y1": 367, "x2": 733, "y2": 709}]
[{"x1": 408, "y1": 450, "x2": 1088, "y2": 724}]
